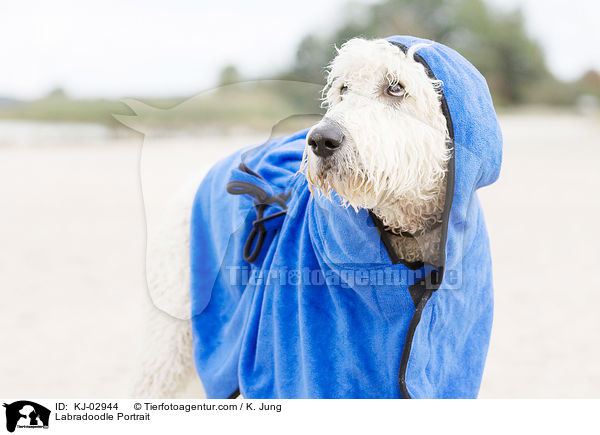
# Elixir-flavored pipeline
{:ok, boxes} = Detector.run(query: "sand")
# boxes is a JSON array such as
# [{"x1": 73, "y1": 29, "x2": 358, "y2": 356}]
[{"x1": 1, "y1": 111, "x2": 599, "y2": 398}]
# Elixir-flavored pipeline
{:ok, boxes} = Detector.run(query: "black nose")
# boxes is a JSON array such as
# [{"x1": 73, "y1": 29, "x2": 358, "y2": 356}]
[{"x1": 307, "y1": 121, "x2": 345, "y2": 158}]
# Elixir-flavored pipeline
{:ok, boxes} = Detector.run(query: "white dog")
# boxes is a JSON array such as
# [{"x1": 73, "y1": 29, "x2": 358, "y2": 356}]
[{"x1": 133, "y1": 37, "x2": 451, "y2": 398}]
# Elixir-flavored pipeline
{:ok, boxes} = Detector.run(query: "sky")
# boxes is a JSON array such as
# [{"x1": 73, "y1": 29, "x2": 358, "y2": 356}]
[{"x1": 1, "y1": 0, "x2": 598, "y2": 100}]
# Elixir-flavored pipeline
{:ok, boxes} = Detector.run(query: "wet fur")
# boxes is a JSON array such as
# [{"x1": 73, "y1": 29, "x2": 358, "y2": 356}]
[{"x1": 302, "y1": 38, "x2": 451, "y2": 263}]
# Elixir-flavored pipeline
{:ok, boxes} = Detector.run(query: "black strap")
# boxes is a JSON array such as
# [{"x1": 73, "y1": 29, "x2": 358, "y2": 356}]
[
  {"x1": 243, "y1": 203, "x2": 269, "y2": 263},
  {"x1": 226, "y1": 180, "x2": 290, "y2": 263},
  {"x1": 227, "y1": 389, "x2": 240, "y2": 399}
]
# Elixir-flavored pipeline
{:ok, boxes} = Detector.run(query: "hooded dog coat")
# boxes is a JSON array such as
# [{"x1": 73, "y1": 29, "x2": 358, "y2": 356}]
[{"x1": 190, "y1": 35, "x2": 502, "y2": 398}]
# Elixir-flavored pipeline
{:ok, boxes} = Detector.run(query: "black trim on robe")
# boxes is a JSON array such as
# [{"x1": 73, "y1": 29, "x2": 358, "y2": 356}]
[{"x1": 388, "y1": 41, "x2": 456, "y2": 399}]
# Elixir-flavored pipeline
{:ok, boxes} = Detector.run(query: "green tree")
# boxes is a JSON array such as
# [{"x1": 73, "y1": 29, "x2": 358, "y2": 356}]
[
  {"x1": 578, "y1": 70, "x2": 600, "y2": 97},
  {"x1": 284, "y1": 0, "x2": 551, "y2": 105},
  {"x1": 218, "y1": 64, "x2": 242, "y2": 87},
  {"x1": 45, "y1": 87, "x2": 68, "y2": 99}
]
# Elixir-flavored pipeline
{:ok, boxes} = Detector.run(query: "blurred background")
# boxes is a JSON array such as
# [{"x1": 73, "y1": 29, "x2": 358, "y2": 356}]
[{"x1": 1, "y1": 0, "x2": 599, "y2": 398}]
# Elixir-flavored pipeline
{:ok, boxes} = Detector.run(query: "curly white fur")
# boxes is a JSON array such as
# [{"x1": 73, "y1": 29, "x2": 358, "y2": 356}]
[
  {"x1": 132, "y1": 174, "x2": 205, "y2": 398},
  {"x1": 302, "y1": 38, "x2": 450, "y2": 235}
]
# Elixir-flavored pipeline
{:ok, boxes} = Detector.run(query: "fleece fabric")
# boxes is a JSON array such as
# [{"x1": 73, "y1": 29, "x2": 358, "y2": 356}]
[{"x1": 189, "y1": 35, "x2": 502, "y2": 398}]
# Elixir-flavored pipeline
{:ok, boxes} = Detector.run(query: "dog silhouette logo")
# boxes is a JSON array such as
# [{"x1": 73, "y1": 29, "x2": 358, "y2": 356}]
[{"x1": 3, "y1": 401, "x2": 50, "y2": 432}]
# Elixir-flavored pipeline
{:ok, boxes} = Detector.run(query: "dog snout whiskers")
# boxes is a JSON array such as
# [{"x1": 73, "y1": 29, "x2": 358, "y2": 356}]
[{"x1": 307, "y1": 121, "x2": 345, "y2": 158}]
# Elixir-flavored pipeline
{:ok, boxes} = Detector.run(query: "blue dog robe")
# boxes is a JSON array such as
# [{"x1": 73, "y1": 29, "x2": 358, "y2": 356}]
[{"x1": 190, "y1": 35, "x2": 502, "y2": 398}]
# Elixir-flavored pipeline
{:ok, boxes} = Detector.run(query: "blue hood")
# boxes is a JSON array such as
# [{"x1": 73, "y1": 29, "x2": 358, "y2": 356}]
[{"x1": 189, "y1": 35, "x2": 502, "y2": 398}]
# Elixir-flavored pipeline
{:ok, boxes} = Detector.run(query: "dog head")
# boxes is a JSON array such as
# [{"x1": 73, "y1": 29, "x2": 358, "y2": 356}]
[{"x1": 302, "y1": 38, "x2": 451, "y2": 232}]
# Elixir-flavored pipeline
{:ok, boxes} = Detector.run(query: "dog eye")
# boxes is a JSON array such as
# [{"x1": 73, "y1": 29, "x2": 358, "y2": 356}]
[
  {"x1": 340, "y1": 84, "x2": 348, "y2": 95},
  {"x1": 385, "y1": 83, "x2": 406, "y2": 98}
]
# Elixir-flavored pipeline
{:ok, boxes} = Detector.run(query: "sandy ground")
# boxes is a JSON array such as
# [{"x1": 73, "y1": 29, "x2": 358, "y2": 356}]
[
  {"x1": 478, "y1": 112, "x2": 600, "y2": 397},
  {"x1": 0, "y1": 112, "x2": 599, "y2": 398}
]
